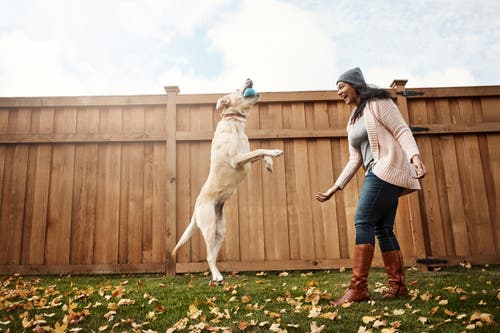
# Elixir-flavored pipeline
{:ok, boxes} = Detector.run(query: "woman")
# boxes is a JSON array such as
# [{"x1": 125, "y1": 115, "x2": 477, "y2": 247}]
[{"x1": 316, "y1": 67, "x2": 426, "y2": 305}]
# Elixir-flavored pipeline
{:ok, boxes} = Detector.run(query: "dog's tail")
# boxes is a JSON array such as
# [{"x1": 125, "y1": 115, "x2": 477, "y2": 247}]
[{"x1": 171, "y1": 214, "x2": 197, "y2": 257}]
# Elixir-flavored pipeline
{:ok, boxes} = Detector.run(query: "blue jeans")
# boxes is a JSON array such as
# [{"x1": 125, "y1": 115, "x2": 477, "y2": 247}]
[{"x1": 354, "y1": 169, "x2": 403, "y2": 253}]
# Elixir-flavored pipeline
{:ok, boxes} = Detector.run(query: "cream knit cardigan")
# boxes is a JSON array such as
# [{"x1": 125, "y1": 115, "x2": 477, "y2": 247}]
[{"x1": 334, "y1": 98, "x2": 421, "y2": 194}]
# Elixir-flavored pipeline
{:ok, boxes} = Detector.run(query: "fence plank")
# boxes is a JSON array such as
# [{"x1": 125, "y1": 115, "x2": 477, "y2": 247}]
[
  {"x1": 45, "y1": 108, "x2": 77, "y2": 264},
  {"x1": 261, "y1": 103, "x2": 289, "y2": 261},
  {"x1": 239, "y1": 141, "x2": 265, "y2": 262},
  {"x1": 464, "y1": 135, "x2": 495, "y2": 255},
  {"x1": 71, "y1": 107, "x2": 99, "y2": 264},
  {"x1": 123, "y1": 107, "x2": 146, "y2": 264},
  {"x1": 410, "y1": 100, "x2": 447, "y2": 257},
  {"x1": 284, "y1": 141, "x2": 300, "y2": 259},
  {"x1": 147, "y1": 106, "x2": 167, "y2": 263},
  {"x1": 176, "y1": 141, "x2": 192, "y2": 263},
  {"x1": 94, "y1": 108, "x2": 122, "y2": 264},
  {"x1": 486, "y1": 134, "x2": 500, "y2": 252}
]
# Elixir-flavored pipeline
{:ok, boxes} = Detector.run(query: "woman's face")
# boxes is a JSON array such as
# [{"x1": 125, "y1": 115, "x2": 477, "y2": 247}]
[{"x1": 337, "y1": 81, "x2": 359, "y2": 106}]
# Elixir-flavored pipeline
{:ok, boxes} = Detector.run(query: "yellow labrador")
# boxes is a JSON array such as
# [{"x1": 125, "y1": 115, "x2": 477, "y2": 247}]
[{"x1": 171, "y1": 79, "x2": 283, "y2": 282}]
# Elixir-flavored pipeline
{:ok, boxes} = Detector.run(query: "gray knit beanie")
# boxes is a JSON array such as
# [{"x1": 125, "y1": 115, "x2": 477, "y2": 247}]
[{"x1": 336, "y1": 67, "x2": 366, "y2": 87}]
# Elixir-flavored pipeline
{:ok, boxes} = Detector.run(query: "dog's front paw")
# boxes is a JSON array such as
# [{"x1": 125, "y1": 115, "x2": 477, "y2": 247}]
[
  {"x1": 264, "y1": 156, "x2": 273, "y2": 172},
  {"x1": 271, "y1": 149, "x2": 283, "y2": 157}
]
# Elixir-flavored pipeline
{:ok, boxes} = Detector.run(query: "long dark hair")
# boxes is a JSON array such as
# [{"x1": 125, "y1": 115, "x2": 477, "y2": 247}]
[{"x1": 349, "y1": 85, "x2": 391, "y2": 124}]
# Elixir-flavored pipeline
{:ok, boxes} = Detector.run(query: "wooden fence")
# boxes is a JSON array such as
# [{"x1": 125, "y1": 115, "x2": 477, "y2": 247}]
[{"x1": 0, "y1": 81, "x2": 498, "y2": 275}]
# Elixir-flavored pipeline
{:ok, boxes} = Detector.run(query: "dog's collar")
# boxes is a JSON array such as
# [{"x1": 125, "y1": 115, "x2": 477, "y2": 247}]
[{"x1": 220, "y1": 112, "x2": 247, "y2": 120}]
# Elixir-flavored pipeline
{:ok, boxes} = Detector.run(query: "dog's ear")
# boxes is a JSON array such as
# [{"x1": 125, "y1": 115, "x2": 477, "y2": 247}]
[{"x1": 216, "y1": 96, "x2": 230, "y2": 111}]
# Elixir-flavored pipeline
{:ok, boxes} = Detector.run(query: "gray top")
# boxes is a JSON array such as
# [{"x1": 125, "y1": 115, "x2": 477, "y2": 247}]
[{"x1": 348, "y1": 115, "x2": 374, "y2": 171}]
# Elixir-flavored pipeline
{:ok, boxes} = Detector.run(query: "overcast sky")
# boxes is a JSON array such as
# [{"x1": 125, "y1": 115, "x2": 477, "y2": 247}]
[{"x1": 1, "y1": 0, "x2": 499, "y2": 96}]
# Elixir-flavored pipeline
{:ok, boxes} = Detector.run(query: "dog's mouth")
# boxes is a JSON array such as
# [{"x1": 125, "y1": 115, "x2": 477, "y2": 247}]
[{"x1": 242, "y1": 80, "x2": 259, "y2": 99}]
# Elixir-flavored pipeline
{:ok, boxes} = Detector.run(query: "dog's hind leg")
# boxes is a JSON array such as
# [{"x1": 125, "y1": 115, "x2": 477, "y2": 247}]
[
  {"x1": 197, "y1": 202, "x2": 224, "y2": 282},
  {"x1": 212, "y1": 201, "x2": 227, "y2": 280}
]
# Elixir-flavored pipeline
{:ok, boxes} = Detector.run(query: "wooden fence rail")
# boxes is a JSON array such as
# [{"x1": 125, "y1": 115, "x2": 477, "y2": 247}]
[{"x1": 0, "y1": 81, "x2": 499, "y2": 275}]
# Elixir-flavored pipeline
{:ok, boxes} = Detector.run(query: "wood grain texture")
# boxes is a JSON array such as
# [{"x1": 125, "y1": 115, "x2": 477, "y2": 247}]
[{"x1": 0, "y1": 84, "x2": 498, "y2": 275}]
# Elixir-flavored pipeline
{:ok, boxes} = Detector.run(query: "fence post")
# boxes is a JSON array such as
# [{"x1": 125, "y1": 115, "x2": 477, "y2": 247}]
[
  {"x1": 390, "y1": 79, "x2": 410, "y2": 122},
  {"x1": 165, "y1": 85, "x2": 179, "y2": 275},
  {"x1": 390, "y1": 79, "x2": 428, "y2": 270}
]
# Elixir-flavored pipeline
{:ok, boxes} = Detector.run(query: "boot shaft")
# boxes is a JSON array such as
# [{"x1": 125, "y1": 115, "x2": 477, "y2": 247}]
[
  {"x1": 350, "y1": 244, "x2": 375, "y2": 289},
  {"x1": 333, "y1": 244, "x2": 375, "y2": 305},
  {"x1": 382, "y1": 250, "x2": 408, "y2": 298}
]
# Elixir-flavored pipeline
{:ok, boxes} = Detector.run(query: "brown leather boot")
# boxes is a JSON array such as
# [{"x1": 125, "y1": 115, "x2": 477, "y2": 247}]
[
  {"x1": 382, "y1": 250, "x2": 408, "y2": 299},
  {"x1": 332, "y1": 244, "x2": 374, "y2": 305}
]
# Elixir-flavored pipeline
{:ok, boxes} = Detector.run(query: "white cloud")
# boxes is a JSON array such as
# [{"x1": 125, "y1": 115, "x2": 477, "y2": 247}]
[
  {"x1": 117, "y1": 0, "x2": 231, "y2": 41},
  {"x1": 364, "y1": 66, "x2": 476, "y2": 89},
  {"x1": 405, "y1": 68, "x2": 476, "y2": 88},
  {"x1": 0, "y1": 32, "x2": 84, "y2": 96},
  {"x1": 160, "y1": 0, "x2": 336, "y2": 93},
  {"x1": 0, "y1": 0, "x2": 498, "y2": 96}
]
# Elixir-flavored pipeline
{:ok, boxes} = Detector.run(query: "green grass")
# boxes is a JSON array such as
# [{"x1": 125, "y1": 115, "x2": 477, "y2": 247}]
[{"x1": 1, "y1": 265, "x2": 498, "y2": 332}]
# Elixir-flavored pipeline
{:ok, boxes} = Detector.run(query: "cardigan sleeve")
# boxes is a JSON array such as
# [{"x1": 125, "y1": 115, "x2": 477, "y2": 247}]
[
  {"x1": 334, "y1": 140, "x2": 363, "y2": 189},
  {"x1": 373, "y1": 99, "x2": 420, "y2": 161}
]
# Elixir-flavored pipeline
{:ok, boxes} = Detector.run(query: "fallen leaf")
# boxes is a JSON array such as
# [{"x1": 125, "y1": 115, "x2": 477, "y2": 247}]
[
  {"x1": 381, "y1": 328, "x2": 397, "y2": 333},
  {"x1": 444, "y1": 309, "x2": 456, "y2": 316},
  {"x1": 107, "y1": 303, "x2": 118, "y2": 311},
  {"x1": 341, "y1": 301, "x2": 353, "y2": 308},
  {"x1": 393, "y1": 309, "x2": 405, "y2": 316},
  {"x1": 241, "y1": 295, "x2": 252, "y2": 303},
  {"x1": 308, "y1": 306, "x2": 321, "y2": 318},
  {"x1": 470, "y1": 312, "x2": 493, "y2": 324},
  {"x1": 310, "y1": 321, "x2": 325, "y2": 333},
  {"x1": 188, "y1": 304, "x2": 202, "y2": 320},
  {"x1": 362, "y1": 316, "x2": 377, "y2": 324},
  {"x1": 238, "y1": 321, "x2": 249, "y2": 330},
  {"x1": 420, "y1": 292, "x2": 432, "y2": 301},
  {"x1": 269, "y1": 322, "x2": 281, "y2": 332},
  {"x1": 320, "y1": 311, "x2": 339, "y2": 320},
  {"x1": 53, "y1": 322, "x2": 68, "y2": 333},
  {"x1": 373, "y1": 320, "x2": 386, "y2": 328},
  {"x1": 111, "y1": 285, "x2": 125, "y2": 298},
  {"x1": 117, "y1": 298, "x2": 135, "y2": 306},
  {"x1": 166, "y1": 318, "x2": 188, "y2": 333}
]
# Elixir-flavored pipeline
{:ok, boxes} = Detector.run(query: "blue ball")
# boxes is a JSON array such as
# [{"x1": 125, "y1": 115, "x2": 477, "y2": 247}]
[{"x1": 243, "y1": 87, "x2": 256, "y2": 97}]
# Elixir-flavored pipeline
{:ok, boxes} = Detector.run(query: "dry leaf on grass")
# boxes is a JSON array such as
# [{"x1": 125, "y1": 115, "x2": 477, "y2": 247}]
[{"x1": 310, "y1": 321, "x2": 325, "y2": 333}]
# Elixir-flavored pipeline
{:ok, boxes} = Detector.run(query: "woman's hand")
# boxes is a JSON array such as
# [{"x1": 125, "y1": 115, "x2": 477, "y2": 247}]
[
  {"x1": 411, "y1": 155, "x2": 426, "y2": 179},
  {"x1": 315, "y1": 185, "x2": 339, "y2": 202}
]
